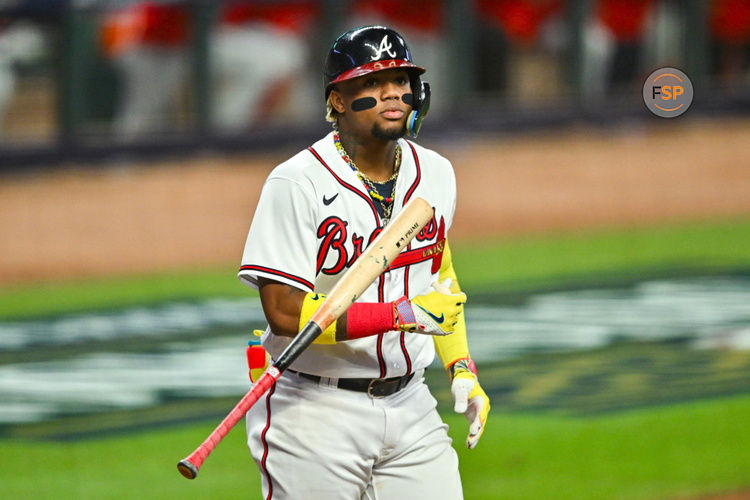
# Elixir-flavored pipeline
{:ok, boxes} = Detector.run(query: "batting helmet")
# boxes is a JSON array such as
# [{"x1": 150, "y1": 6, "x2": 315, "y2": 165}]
[{"x1": 324, "y1": 26, "x2": 431, "y2": 137}]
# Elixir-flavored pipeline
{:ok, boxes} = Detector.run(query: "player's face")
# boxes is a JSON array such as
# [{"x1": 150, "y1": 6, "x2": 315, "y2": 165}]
[{"x1": 333, "y1": 69, "x2": 413, "y2": 141}]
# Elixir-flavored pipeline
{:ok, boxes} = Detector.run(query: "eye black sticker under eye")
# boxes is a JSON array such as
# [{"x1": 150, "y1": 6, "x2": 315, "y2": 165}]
[
  {"x1": 351, "y1": 97, "x2": 377, "y2": 111},
  {"x1": 402, "y1": 93, "x2": 414, "y2": 106}
]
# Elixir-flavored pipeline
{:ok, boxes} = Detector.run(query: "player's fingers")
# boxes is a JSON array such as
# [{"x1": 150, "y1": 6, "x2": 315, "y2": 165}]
[
  {"x1": 466, "y1": 395, "x2": 487, "y2": 449},
  {"x1": 466, "y1": 415, "x2": 484, "y2": 449},
  {"x1": 463, "y1": 396, "x2": 478, "y2": 421},
  {"x1": 454, "y1": 399, "x2": 467, "y2": 413}
]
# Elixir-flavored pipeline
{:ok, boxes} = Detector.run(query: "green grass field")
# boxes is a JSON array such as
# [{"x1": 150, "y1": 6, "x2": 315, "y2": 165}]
[
  {"x1": 3, "y1": 395, "x2": 749, "y2": 499},
  {"x1": 2, "y1": 216, "x2": 750, "y2": 499}
]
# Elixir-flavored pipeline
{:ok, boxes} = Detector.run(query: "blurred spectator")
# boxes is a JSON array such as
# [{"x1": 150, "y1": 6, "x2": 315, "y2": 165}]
[
  {"x1": 477, "y1": 0, "x2": 562, "y2": 46},
  {"x1": 642, "y1": 0, "x2": 684, "y2": 69},
  {"x1": 210, "y1": 1, "x2": 319, "y2": 131},
  {"x1": 580, "y1": 0, "x2": 657, "y2": 100},
  {"x1": 475, "y1": 0, "x2": 564, "y2": 103},
  {"x1": 0, "y1": 18, "x2": 46, "y2": 137},
  {"x1": 347, "y1": 0, "x2": 448, "y2": 114},
  {"x1": 710, "y1": 0, "x2": 750, "y2": 87},
  {"x1": 100, "y1": 1, "x2": 191, "y2": 138},
  {"x1": 596, "y1": 0, "x2": 655, "y2": 82}
]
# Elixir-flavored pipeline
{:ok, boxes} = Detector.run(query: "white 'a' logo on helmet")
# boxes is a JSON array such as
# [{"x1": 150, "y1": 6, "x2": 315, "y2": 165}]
[{"x1": 371, "y1": 35, "x2": 397, "y2": 60}]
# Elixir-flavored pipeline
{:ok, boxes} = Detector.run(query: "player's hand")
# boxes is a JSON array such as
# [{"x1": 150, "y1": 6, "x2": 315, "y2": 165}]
[
  {"x1": 394, "y1": 279, "x2": 466, "y2": 336},
  {"x1": 450, "y1": 358, "x2": 490, "y2": 449}
]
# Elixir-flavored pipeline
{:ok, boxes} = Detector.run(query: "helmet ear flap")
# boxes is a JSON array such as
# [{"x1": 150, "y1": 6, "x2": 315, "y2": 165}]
[{"x1": 406, "y1": 80, "x2": 430, "y2": 138}]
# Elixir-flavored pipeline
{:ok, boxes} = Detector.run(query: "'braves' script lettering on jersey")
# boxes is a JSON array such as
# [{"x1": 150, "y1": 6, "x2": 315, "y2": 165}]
[
  {"x1": 416, "y1": 213, "x2": 437, "y2": 241},
  {"x1": 318, "y1": 220, "x2": 398, "y2": 275},
  {"x1": 316, "y1": 216, "x2": 348, "y2": 275},
  {"x1": 318, "y1": 219, "x2": 383, "y2": 274},
  {"x1": 371, "y1": 35, "x2": 397, "y2": 60},
  {"x1": 347, "y1": 233, "x2": 365, "y2": 267}
]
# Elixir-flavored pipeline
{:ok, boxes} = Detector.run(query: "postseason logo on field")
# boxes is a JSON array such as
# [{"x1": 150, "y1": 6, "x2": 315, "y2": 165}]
[{"x1": 643, "y1": 67, "x2": 694, "y2": 118}]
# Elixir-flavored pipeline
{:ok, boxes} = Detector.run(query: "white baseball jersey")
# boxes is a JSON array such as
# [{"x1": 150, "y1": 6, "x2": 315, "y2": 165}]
[{"x1": 239, "y1": 131, "x2": 456, "y2": 379}]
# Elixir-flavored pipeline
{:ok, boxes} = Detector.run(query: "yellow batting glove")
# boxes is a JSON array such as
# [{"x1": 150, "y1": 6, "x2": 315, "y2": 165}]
[
  {"x1": 450, "y1": 358, "x2": 490, "y2": 449},
  {"x1": 395, "y1": 279, "x2": 467, "y2": 336}
]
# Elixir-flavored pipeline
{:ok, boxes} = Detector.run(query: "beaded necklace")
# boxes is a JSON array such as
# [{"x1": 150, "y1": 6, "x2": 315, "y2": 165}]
[{"x1": 333, "y1": 131, "x2": 401, "y2": 224}]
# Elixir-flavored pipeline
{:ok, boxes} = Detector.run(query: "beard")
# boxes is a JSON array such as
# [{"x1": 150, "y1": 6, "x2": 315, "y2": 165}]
[{"x1": 371, "y1": 120, "x2": 406, "y2": 141}]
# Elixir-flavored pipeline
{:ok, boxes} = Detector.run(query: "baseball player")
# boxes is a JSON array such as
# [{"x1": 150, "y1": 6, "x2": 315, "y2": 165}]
[{"x1": 239, "y1": 26, "x2": 490, "y2": 499}]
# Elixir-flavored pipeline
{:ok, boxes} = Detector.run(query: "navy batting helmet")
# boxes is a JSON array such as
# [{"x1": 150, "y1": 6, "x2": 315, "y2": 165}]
[{"x1": 324, "y1": 26, "x2": 431, "y2": 137}]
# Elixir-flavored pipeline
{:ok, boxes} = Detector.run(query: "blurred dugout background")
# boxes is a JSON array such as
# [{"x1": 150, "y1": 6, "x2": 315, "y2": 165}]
[{"x1": 0, "y1": 0, "x2": 749, "y2": 165}]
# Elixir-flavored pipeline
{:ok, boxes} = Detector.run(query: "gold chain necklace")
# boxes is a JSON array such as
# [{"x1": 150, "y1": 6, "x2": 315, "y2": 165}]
[{"x1": 333, "y1": 132, "x2": 401, "y2": 224}]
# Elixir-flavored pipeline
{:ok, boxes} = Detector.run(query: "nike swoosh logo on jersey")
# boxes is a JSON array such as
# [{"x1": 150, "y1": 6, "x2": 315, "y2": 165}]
[
  {"x1": 416, "y1": 305, "x2": 444, "y2": 324},
  {"x1": 323, "y1": 193, "x2": 338, "y2": 206}
]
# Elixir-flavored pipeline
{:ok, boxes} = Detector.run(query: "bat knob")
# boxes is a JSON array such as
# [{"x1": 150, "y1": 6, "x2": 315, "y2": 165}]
[{"x1": 177, "y1": 459, "x2": 199, "y2": 479}]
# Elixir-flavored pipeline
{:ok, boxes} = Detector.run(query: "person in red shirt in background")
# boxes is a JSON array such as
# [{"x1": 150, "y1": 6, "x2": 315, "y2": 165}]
[
  {"x1": 578, "y1": 0, "x2": 656, "y2": 100},
  {"x1": 476, "y1": 0, "x2": 562, "y2": 48},
  {"x1": 596, "y1": 0, "x2": 655, "y2": 84},
  {"x1": 346, "y1": 0, "x2": 448, "y2": 114},
  {"x1": 710, "y1": 0, "x2": 750, "y2": 86},
  {"x1": 100, "y1": 1, "x2": 191, "y2": 138},
  {"x1": 211, "y1": 1, "x2": 319, "y2": 130},
  {"x1": 474, "y1": 0, "x2": 564, "y2": 103}
]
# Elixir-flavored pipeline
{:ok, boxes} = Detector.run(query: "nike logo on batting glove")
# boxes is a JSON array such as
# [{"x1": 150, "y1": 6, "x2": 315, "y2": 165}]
[{"x1": 416, "y1": 305, "x2": 444, "y2": 324}]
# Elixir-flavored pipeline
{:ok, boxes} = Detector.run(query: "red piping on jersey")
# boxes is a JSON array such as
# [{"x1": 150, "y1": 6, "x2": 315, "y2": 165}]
[
  {"x1": 376, "y1": 275, "x2": 387, "y2": 378},
  {"x1": 309, "y1": 143, "x2": 386, "y2": 375},
  {"x1": 400, "y1": 235, "x2": 414, "y2": 375},
  {"x1": 260, "y1": 382, "x2": 277, "y2": 500},
  {"x1": 376, "y1": 333, "x2": 387, "y2": 378},
  {"x1": 240, "y1": 265, "x2": 314, "y2": 291},
  {"x1": 308, "y1": 146, "x2": 380, "y2": 226},
  {"x1": 403, "y1": 141, "x2": 422, "y2": 203},
  {"x1": 401, "y1": 249, "x2": 413, "y2": 375},
  {"x1": 399, "y1": 141, "x2": 421, "y2": 377},
  {"x1": 399, "y1": 332, "x2": 412, "y2": 375}
]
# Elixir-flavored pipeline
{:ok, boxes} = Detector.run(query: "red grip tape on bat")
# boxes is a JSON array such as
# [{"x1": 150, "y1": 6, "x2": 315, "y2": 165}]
[{"x1": 177, "y1": 366, "x2": 281, "y2": 479}]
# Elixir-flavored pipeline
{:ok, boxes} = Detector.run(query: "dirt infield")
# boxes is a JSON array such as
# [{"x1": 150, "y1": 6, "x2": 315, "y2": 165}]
[{"x1": 1, "y1": 118, "x2": 749, "y2": 285}]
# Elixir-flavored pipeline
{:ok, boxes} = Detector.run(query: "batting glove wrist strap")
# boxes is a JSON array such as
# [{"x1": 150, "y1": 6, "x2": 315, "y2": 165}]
[
  {"x1": 304, "y1": 293, "x2": 399, "y2": 342},
  {"x1": 345, "y1": 301, "x2": 399, "y2": 339},
  {"x1": 449, "y1": 357, "x2": 477, "y2": 381}
]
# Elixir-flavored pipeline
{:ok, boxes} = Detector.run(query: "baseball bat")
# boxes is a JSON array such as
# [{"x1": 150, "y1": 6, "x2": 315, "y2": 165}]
[{"x1": 178, "y1": 196, "x2": 433, "y2": 479}]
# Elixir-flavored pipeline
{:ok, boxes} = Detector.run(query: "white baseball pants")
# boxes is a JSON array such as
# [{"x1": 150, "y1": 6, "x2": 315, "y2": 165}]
[{"x1": 246, "y1": 371, "x2": 463, "y2": 499}]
